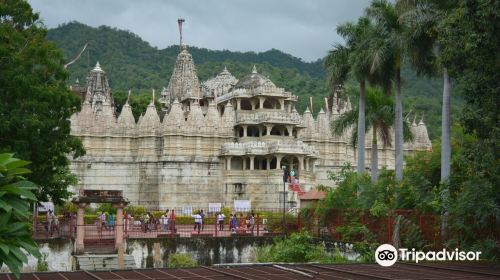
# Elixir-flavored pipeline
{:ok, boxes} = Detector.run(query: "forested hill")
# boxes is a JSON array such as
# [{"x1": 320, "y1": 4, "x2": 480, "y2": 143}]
[{"x1": 47, "y1": 21, "x2": 454, "y2": 139}]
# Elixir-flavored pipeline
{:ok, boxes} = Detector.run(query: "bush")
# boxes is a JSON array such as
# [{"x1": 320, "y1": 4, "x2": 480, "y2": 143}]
[
  {"x1": 97, "y1": 203, "x2": 116, "y2": 215},
  {"x1": 255, "y1": 231, "x2": 348, "y2": 263},
  {"x1": 167, "y1": 253, "x2": 197, "y2": 268},
  {"x1": 125, "y1": 205, "x2": 146, "y2": 216},
  {"x1": 37, "y1": 253, "x2": 49, "y2": 272}
]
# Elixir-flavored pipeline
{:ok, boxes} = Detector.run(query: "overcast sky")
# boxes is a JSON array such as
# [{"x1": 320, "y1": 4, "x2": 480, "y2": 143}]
[{"x1": 29, "y1": 0, "x2": 371, "y2": 62}]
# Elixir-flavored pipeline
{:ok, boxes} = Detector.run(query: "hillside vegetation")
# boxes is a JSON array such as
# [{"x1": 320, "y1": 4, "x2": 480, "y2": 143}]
[{"x1": 47, "y1": 21, "x2": 460, "y2": 139}]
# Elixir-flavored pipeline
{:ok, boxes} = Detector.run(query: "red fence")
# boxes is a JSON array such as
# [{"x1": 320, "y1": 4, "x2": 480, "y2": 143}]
[
  {"x1": 33, "y1": 208, "x2": 302, "y2": 240},
  {"x1": 33, "y1": 208, "x2": 500, "y2": 250}
]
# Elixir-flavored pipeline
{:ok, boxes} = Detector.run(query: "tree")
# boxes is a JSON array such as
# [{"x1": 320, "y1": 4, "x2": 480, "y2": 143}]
[
  {"x1": 366, "y1": 0, "x2": 407, "y2": 181},
  {"x1": 0, "y1": 153, "x2": 40, "y2": 277},
  {"x1": 437, "y1": 0, "x2": 500, "y2": 248},
  {"x1": 332, "y1": 17, "x2": 377, "y2": 175},
  {"x1": 397, "y1": 0, "x2": 457, "y2": 241},
  {"x1": 0, "y1": 0, "x2": 84, "y2": 204},
  {"x1": 324, "y1": 43, "x2": 350, "y2": 108},
  {"x1": 331, "y1": 88, "x2": 412, "y2": 182}
]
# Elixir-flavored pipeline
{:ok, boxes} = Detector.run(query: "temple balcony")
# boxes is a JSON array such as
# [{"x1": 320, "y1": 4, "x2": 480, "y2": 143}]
[
  {"x1": 220, "y1": 140, "x2": 318, "y2": 158},
  {"x1": 235, "y1": 110, "x2": 301, "y2": 125}
]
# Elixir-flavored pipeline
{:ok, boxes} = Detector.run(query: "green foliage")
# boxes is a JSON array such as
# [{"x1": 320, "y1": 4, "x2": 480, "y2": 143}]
[
  {"x1": 36, "y1": 253, "x2": 48, "y2": 272},
  {"x1": 0, "y1": 153, "x2": 41, "y2": 277},
  {"x1": 353, "y1": 241, "x2": 378, "y2": 263},
  {"x1": 96, "y1": 203, "x2": 116, "y2": 215},
  {"x1": 437, "y1": 0, "x2": 499, "y2": 249},
  {"x1": 167, "y1": 253, "x2": 197, "y2": 268},
  {"x1": 0, "y1": 0, "x2": 85, "y2": 204},
  {"x1": 255, "y1": 232, "x2": 348, "y2": 264},
  {"x1": 54, "y1": 201, "x2": 77, "y2": 214},
  {"x1": 124, "y1": 205, "x2": 146, "y2": 217}
]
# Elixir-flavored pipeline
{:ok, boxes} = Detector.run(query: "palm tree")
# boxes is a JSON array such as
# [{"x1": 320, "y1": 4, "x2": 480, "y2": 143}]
[
  {"x1": 324, "y1": 43, "x2": 350, "y2": 108},
  {"x1": 331, "y1": 88, "x2": 413, "y2": 182},
  {"x1": 326, "y1": 17, "x2": 376, "y2": 175},
  {"x1": 398, "y1": 0, "x2": 456, "y2": 241},
  {"x1": 366, "y1": 0, "x2": 407, "y2": 182}
]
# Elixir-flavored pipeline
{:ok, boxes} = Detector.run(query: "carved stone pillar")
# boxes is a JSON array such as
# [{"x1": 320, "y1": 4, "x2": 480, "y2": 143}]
[
  {"x1": 113, "y1": 202, "x2": 128, "y2": 252},
  {"x1": 75, "y1": 202, "x2": 88, "y2": 254},
  {"x1": 243, "y1": 156, "x2": 247, "y2": 170},
  {"x1": 275, "y1": 155, "x2": 283, "y2": 170},
  {"x1": 227, "y1": 156, "x2": 232, "y2": 170},
  {"x1": 249, "y1": 156, "x2": 255, "y2": 170},
  {"x1": 242, "y1": 125, "x2": 248, "y2": 137},
  {"x1": 250, "y1": 100, "x2": 257, "y2": 110},
  {"x1": 266, "y1": 157, "x2": 271, "y2": 170},
  {"x1": 286, "y1": 125, "x2": 293, "y2": 137},
  {"x1": 259, "y1": 97, "x2": 265, "y2": 109},
  {"x1": 236, "y1": 99, "x2": 241, "y2": 110},
  {"x1": 265, "y1": 124, "x2": 273, "y2": 136},
  {"x1": 280, "y1": 99, "x2": 285, "y2": 111},
  {"x1": 298, "y1": 156, "x2": 304, "y2": 172}
]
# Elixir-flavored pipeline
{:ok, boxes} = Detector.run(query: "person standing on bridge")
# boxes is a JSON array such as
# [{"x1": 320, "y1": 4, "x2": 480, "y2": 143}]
[
  {"x1": 161, "y1": 210, "x2": 169, "y2": 231},
  {"x1": 200, "y1": 209, "x2": 205, "y2": 231},
  {"x1": 108, "y1": 213, "x2": 115, "y2": 231},
  {"x1": 217, "y1": 212, "x2": 225, "y2": 231},
  {"x1": 192, "y1": 211, "x2": 202, "y2": 233},
  {"x1": 170, "y1": 209, "x2": 177, "y2": 233}
]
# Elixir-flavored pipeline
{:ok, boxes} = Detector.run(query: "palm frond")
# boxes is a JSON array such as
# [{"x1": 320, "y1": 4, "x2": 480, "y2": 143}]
[{"x1": 331, "y1": 109, "x2": 358, "y2": 137}]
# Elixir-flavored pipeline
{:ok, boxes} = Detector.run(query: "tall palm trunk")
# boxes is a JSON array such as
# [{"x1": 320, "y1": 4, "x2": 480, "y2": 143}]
[
  {"x1": 440, "y1": 67, "x2": 452, "y2": 241},
  {"x1": 357, "y1": 80, "x2": 366, "y2": 175},
  {"x1": 394, "y1": 67, "x2": 404, "y2": 181},
  {"x1": 371, "y1": 125, "x2": 378, "y2": 182}
]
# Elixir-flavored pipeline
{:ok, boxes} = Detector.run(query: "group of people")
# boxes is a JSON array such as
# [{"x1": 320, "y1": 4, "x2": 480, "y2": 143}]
[
  {"x1": 97, "y1": 211, "x2": 115, "y2": 231},
  {"x1": 192, "y1": 210, "x2": 256, "y2": 234},
  {"x1": 229, "y1": 212, "x2": 255, "y2": 234},
  {"x1": 44, "y1": 210, "x2": 59, "y2": 235},
  {"x1": 159, "y1": 209, "x2": 177, "y2": 233}
]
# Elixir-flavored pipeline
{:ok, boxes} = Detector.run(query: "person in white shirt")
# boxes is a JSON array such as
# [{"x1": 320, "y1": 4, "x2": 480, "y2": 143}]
[
  {"x1": 101, "y1": 212, "x2": 108, "y2": 230},
  {"x1": 217, "y1": 212, "x2": 225, "y2": 231},
  {"x1": 161, "y1": 209, "x2": 170, "y2": 231},
  {"x1": 192, "y1": 212, "x2": 202, "y2": 233}
]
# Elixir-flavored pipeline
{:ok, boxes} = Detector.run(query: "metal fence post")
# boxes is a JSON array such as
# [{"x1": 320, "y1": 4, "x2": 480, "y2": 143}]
[{"x1": 256, "y1": 213, "x2": 260, "y2": 236}]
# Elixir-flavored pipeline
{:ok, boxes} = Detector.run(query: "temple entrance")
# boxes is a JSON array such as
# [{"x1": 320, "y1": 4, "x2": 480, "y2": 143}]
[{"x1": 71, "y1": 190, "x2": 129, "y2": 255}]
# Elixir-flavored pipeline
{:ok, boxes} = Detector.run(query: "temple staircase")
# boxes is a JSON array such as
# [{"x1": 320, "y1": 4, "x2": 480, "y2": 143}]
[{"x1": 288, "y1": 181, "x2": 305, "y2": 196}]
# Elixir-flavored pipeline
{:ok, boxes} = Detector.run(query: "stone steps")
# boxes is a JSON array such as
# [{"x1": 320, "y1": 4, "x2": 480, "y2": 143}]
[{"x1": 75, "y1": 254, "x2": 136, "y2": 271}]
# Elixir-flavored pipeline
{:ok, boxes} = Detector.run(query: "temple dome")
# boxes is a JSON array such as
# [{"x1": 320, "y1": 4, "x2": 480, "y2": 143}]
[
  {"x1": 234, "y1": 65, "x2": 275, "y2": 89},
  {"x1": 202, "y1": 66, "x2": 238, "y2": 97}
]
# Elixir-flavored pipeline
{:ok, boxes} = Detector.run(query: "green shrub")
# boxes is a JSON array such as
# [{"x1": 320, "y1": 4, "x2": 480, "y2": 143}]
[
  {"x1": 97, "y1": 203, "x2": 116, "y2": 215},
  {"x1": 255, "y1": 231, "x2": 349, "y2": 263},
  {"x1": 125, "y1": 205, "x2": 146, "y2": 216},
  {"x1": 354, "y1": 241, "x2": 378, "y2": 263},
  {"x1": 36, "y1": 253, "x2": 49, "y2": 272},
  {"x1": 167, "y1": 253, "x2": 197, "y2": 268}
]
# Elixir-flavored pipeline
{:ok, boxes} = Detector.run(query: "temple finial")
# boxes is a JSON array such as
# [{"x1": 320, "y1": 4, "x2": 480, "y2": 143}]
[
  {"x1": 127, "y1": 89, "x2": 131, "y2": 104},
  {"x1": 419, "y1": 113, "x2": 425, "y2": 125},
  {"x1": 178, "y1": 18, "x2": 185, "y2": 47},
  {"x1": 252, "y1": 65, "x2": 257, "y2": 74},
  {"x1": 309, "y1": 96, "x2": 314, "y2": 114},
  {"x1": 152, "y1": 88, "x2": 155, "y2": 103}
]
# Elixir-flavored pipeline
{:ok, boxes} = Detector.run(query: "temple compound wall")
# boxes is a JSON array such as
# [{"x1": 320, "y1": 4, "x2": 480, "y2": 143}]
[{"x1": 69, "y1": 47, "x2": 431, "y2": 210}]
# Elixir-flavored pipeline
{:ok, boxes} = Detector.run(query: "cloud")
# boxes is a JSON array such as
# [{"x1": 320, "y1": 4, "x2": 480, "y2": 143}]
[{"x1": 29, "y1": 0, "x2": 370, "y2": 61}]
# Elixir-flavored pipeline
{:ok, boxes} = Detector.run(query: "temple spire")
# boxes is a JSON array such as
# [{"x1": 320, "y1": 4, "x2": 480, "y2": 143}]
[
  {"x1": 178, "y1": 18, "x2": 185, "y2": 47},
  {"x1": 127, "y1": 89, "x2": 131, "y2": 104}
]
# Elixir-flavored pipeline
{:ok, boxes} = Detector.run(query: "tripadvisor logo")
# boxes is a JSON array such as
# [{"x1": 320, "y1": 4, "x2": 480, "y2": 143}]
[{"x1": 375, "y1": 244, "x2": 482, "y2": 267}]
